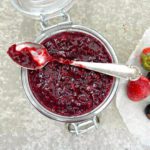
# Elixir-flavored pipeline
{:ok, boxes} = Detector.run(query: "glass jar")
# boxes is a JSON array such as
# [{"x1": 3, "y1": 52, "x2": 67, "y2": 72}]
[{"x1": 11, "y1": 0, "x2": 119, "y2": 134}]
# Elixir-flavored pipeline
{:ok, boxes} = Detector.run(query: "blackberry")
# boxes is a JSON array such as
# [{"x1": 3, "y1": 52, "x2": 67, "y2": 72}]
[
  {"x1": 145, "y1": 104, "x2": 150, "y2": 119},
  {"x1": 146, "y1": 72, "x2": 150, "y2": 80}
]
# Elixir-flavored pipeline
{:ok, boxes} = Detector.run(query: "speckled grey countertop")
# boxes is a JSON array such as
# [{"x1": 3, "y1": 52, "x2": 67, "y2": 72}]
[{"x1": 0, "y1": 0, "x2": 150, "y2": 150}]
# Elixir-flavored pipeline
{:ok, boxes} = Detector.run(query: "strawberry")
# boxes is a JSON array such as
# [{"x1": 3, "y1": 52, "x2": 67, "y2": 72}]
[{"x1": 127, "y1": 76, "x2": 150, "y2": 101}]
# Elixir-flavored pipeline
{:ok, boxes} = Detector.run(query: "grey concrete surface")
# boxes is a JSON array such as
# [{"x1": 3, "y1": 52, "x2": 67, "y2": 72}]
[{"x1": 0, "y1": 0, "x2": 150, "y2": 149}]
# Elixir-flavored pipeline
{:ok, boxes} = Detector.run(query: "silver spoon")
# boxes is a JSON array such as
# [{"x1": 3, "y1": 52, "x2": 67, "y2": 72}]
[{"x1": 7, "y1": 42, "x2": 142, "y2": 81}]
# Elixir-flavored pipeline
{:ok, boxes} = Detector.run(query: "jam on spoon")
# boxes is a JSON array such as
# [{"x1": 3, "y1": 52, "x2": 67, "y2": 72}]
[
  {"x1": 7, "y1": 42, "x2": 75, "y2": 69},
  {"x1": 7, "y1": 42, "x2": 53, "y2": 70}
]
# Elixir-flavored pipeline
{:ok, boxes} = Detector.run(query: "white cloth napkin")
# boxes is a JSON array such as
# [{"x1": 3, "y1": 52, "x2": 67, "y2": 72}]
[{"x1": 116, "y1": 28, "x2": 150, "y2": 146}]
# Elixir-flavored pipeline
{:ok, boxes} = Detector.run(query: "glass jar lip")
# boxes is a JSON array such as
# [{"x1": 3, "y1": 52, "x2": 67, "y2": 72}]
[
  {"x1": 21, "y1": 24, "x2": 119, "y2": 122},
  {"x1": 11, "y1": 0, "x2": 74, "y2": 19}
]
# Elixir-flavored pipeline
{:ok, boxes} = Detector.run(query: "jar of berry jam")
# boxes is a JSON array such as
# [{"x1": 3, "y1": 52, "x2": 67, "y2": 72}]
[{"x1": 11, "y1": 0, "x2": 119, "y2": 134}]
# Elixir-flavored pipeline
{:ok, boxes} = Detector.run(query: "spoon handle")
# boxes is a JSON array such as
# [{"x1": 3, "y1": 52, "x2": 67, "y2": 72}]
[{"x1": 71, "y1": 61, "x2": 142, "y2": 80}]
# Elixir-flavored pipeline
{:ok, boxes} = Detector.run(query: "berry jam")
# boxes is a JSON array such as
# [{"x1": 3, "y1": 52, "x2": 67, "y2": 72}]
[
  {"x1": 7, "y1": 43, "x2": 50, "y2": 69},
  {"x1": 28, "y1": 31, "x2": 113, "y2": 116}
]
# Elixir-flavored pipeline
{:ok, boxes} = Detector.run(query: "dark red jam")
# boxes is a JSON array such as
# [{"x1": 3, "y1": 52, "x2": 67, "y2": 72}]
[
  {"x1": 28, "y1": 31, "x2": 113, "y2": 116},
  {"x1": 7, "y1": 44, "x2": 49, "y2": 69}
]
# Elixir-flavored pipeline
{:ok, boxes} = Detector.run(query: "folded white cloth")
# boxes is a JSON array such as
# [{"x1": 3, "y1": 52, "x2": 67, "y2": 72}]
[{"x1": 116, "y1": 28, "x2": 150, "y2": 146}]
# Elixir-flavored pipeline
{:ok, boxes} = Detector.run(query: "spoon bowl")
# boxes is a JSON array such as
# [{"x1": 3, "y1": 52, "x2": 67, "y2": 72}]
[{"x1": 7, "y1": 42, "x2": 50, "y2": 70}]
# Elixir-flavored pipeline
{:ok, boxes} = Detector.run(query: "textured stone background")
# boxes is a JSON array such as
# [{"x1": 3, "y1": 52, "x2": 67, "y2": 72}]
[{"x1": 0, "y1": 0, "x2": 150, "y2": 149}]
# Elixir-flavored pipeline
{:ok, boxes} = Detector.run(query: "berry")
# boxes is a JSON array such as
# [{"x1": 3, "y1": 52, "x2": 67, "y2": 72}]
[
  {"x1": 127, "y1": 76, "x2": 150, "y2": 101},
  {"x1": 146, "y1": 72, "x2": 150, "y2": 80},
  {"x1": 144, "y1": 104, "x2": 150, "y2": 119},
  {"x1": 141, "y1": 48, "x2": 150, "y2": 71}
]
